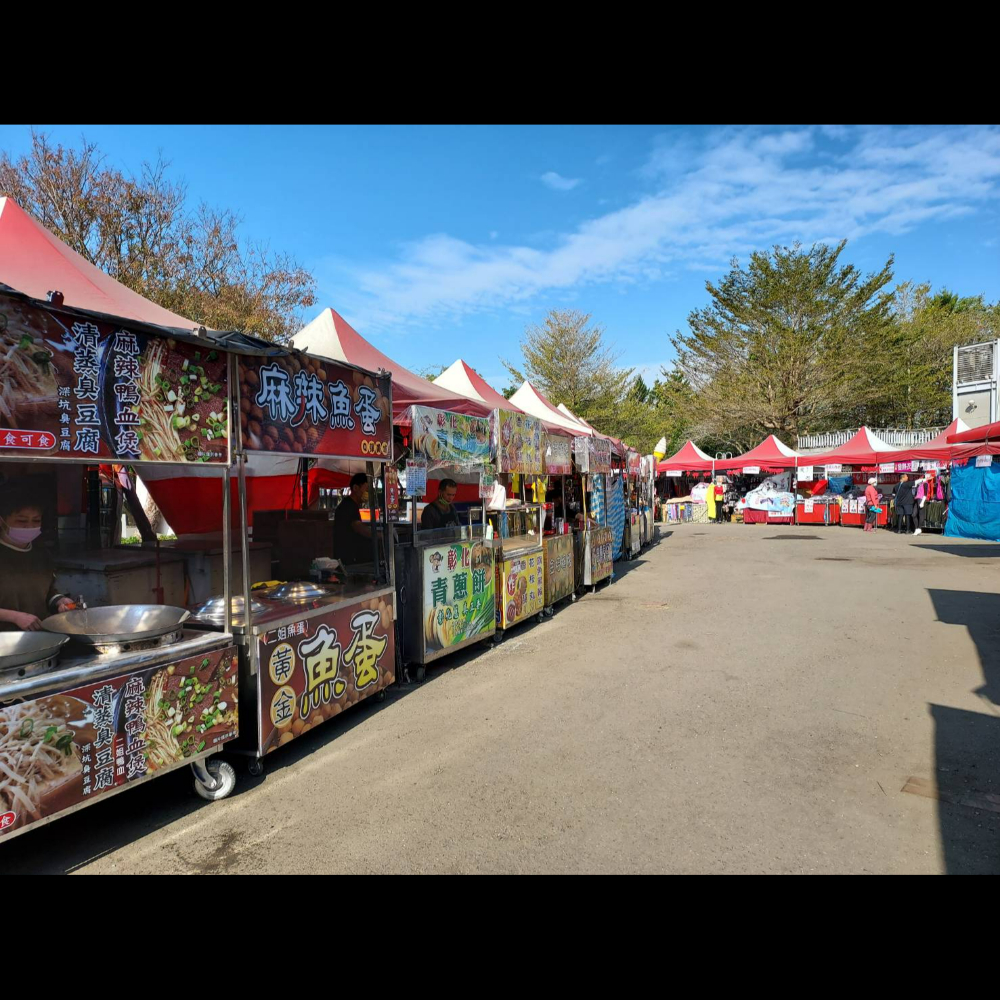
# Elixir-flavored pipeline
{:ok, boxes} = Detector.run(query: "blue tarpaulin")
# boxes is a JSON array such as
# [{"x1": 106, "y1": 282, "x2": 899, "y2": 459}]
[
  {"x1": 609, "y1": 476, "x2": 626, "y2": 560},
  {"x1": 944, "y1": 460, "x2": 1000, "y2": 542}
]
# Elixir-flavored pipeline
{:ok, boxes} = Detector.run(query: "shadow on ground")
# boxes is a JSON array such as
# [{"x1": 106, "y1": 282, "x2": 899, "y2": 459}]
[{"x1": 924, "y1": 589, "x2": 1000, "y2": 874}]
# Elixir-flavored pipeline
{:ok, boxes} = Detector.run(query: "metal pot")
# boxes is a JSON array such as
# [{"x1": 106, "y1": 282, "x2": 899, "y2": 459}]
[
  {"x1": 260, "y1": 581, "x2": 332, "y2": 603},
  {"x1": 189, "y1": 595, "x2": 268, "y2": 627}
]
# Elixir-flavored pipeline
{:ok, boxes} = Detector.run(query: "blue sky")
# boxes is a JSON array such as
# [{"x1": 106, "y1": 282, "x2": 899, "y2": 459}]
[{"x1": 2, "y1": 125, "x2": 998, "y2": 390}]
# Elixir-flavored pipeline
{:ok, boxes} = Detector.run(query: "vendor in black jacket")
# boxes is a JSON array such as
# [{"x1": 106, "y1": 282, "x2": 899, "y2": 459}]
[
  {"x1": 893, "y1": 474, "x2": 915, "y2": 533},
  {"x1": 334, "y1": 473, "x2": 376, "y2": 565},
  {"x1": 421, "y1": 479, "x2": 461, "y2": 530}
]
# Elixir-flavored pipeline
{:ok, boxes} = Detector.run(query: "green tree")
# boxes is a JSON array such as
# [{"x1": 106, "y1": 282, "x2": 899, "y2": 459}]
[
  {"x1": 671, "y1": 241, "x2": 896, "y2": 443},
  {"x1": 502, "y1": 309, "x2": 633, "y2": 426},
  {"x1": 0, "y1": 130, "x2": 315, "y2": 340},
  {"x1": 868, "y1": 282, "x2": 1000, "y2": 428}
]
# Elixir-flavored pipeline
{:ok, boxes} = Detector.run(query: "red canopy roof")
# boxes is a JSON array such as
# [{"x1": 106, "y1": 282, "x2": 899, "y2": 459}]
[
  {"x1": 434, "y1": 360, "x2": 572, "y2": 438},
  {"x1": 716, "y1": 434, "x2": 799, "y2": 471},
  {"x1": 799, "y1": 427, "x2": 897, "y2": 467},
  {"x1": 290, "y1": 309, "x2": 490, "y2": 421},
  {"x1": 949, "y1": 419, "x2": 1000, "y2": 444},
  {"x1": 656, "y1": 440, "x2": 715, "y2": 473},
  {"x1": 0, "y1": 197, "x2": 199, "y2": 329}
]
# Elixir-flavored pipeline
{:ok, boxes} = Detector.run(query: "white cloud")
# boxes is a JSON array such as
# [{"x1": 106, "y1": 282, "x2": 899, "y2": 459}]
[
  {"x1": 541, "y1": 171, "x2": 582, "y2": 191},
  {"x1": 321, "y1": 125, "x2": 1000, "y2": 333}
]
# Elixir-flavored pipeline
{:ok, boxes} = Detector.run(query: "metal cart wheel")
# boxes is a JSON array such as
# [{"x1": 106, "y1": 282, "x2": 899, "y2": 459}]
[
  {"x1": 192, "y1": 758, "x2": 236, "y2": 801},
  {"x1": 494, "y1": 629, "x2": 505, "y2": 645},
  {"x1": 376, "y1": 690, "x2": 388, "y2": 703},
  {"x1": 247, "y1": 757, "x2": 265, "y2": 777}
]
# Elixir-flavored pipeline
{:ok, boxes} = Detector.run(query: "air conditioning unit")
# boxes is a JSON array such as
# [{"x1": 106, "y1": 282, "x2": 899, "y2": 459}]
[{"x1": 954, "y1": 341, "x2": 999, "y2": 429}]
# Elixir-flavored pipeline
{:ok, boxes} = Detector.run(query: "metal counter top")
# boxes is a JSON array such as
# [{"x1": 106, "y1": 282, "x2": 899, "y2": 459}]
[{"x1": 0, "y1": 630, "x2": 235, "y2": 702}]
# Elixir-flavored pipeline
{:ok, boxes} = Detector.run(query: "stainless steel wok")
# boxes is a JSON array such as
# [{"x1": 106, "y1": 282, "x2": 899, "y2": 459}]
[
  {"x1": 0, "y1": 630, "x2": 70, "y2": 671},
  {"x1": 41, "y1": 605, "x2": 191, "y2": 645}
]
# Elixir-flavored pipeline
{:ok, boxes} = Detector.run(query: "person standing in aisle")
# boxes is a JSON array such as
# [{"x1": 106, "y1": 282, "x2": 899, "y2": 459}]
[
  {"x1": 704, "y1": 477, "x2": 718, "y2": 523},
  {"x1": 864, "y1": 477, "x2": 880, "y2": 532},
  {"x1": 893, "y1": 474, "x2": 915, "y2": 533},
  {"x1": 713, "y1": 476, "x2": 726, "y2": 523}
]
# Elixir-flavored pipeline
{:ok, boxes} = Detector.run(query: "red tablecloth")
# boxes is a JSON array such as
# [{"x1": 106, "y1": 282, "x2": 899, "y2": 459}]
[
  {"x1": 743, "y1": 508, "x2": 794, "y2": 525},
  {"x1": 841, "y1": 507, "x2": 888, "y2": 528}
]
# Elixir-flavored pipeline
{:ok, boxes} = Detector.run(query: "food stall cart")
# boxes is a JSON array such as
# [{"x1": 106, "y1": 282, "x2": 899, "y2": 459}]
[
  {"x1": 489, "y1": 409, "x2": 546, "y2": 638},
  {"x1": 200, "y1": 350, "x2": 397, "y2": 774},
  {"x1": 624, "y1": 449, "x2": 643, "y2": 558},
  {"x1": 1, "y1": 287, "x2": 241, "y2": 843},
  {"x1": 540, "y1": 430, "x2": 576, "y2": 614},
  {"x1": 576, "y1": 436, "x2": 614, "y2": 591},
  {"x1": 393, "y1": 405, "x2": 497, "y2": 680}
]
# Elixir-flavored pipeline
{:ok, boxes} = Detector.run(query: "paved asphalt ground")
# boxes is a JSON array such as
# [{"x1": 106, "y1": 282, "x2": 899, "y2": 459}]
[{"x1": 3, "y1": 522, "x2": 998, "y2": 874}]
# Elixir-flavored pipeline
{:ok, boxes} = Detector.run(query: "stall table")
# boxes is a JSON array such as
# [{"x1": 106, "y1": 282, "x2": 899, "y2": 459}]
[
  {"x1": 581, "y1": 526, "x2": 613, "y2": 590},
  {"x1": 543, "y1": 532, "x2": 575, "y2": 611},
  {"x1": 195, "y1": 580, "x2": 396, "y2": 769},
  {"x1": 795, "y1": 499, "x2": 841, "y2": 525},
  {"x1": 743, "y1": 508, "x2": 794, "y2": 525},
  {"x1": 841, "y1": 505, "x2": 889, "y2": 528},
  {"x1": 396, "y1": 529, "x2": 497, "y2": 674},
  {"x1": 1, "y1": 629, "x2": 238, "y2": 842}
]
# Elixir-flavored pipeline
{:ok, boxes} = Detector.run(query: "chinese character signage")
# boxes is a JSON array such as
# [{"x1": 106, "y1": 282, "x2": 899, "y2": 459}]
[
  {"x1": 422, "y1": 539, "x2": 496, "y2": 654},
  {"x1": 0, "y1": 294, "x2": 228, "y2": 462},
  {"x1": 0, "y1": 645, "x2": 238, "y2": 839},
  {"x1": 238, "y1": 356, "x2": 391, "y2": 461},
  {"x1": 493, "y1": 408, "x2": 543, "y2": 474},
  {"x1": 589, "y1": 437, "x2": 612, "y2": 474},
  {"x1": 256, "y1": 595, "x2": 395, "y2": 755},
  {"x1": 409, "y1": 406, "x2": 490, "y2": 472},
  {"x1": 543, "y1": 533, "x2": 574, "y2": 606},
  {"x1": 496, "y1": 549, "x2": 545, "y2": 629},
  {"x1": 588, "y1": 526, "x2": 614, "y2": 583},
  {"x1": 385, "y1": 463, "x2": 401, "y2": 520},
  {"x1": 479, "y1": 462, "x2": 497, "y2": 498},
  {"x1": 544, "y1": 433, "x2": 573, "y2": 475}
]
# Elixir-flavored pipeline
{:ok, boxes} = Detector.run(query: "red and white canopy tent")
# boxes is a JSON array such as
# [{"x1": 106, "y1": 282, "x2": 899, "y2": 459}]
[
  {"x1": 435, "y1": 359, "x2": 575, "y2": 441},
  {"x1": 0, "y1": 197, "x2": 199, "y2": 330},
  {"x1": 509, "y1": 381, "x2": 593, "y2": 438},
  {"x1": 796, "y1": 426, "x2": 898, "y2": 469},
  {"x1": 949, "y1": 418, "x2": 998, "y2": 444},
  {"x1": 656, "y1": 440, "x2": 715, "y2": 475},
  {"x1": 0, "y1": 199, "x2": 299, "y2": 534},
  {"x1": 432, "y1": 360, "x2": 578, "y2": 501},
  {"x1": 0, "y1": 200, "x2": 399, "y2": 535},
  {"x1": 290, "y1": 310, "x2": 490, "y2": 421},
  {"x1": 716, "y1": 434, "x2": 800, "y2": 472},
  {"x1": 556, "y1": 402, "x2": 626, "y2": 458}
]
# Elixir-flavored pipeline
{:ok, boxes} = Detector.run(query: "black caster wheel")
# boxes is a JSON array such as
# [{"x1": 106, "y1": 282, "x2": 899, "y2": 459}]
[
  {"x1": 247, "y1": 757, "x2": 264, "y2": 777},
  {"x1": 376, "y1": 690, "x2": 387, "y2": 703},
  {"x1": 415, "y1": 665, "x2": 427, "y2": 683},
  {"x1": 494, "y1": 630, "x2": 505, "y2": 645}
]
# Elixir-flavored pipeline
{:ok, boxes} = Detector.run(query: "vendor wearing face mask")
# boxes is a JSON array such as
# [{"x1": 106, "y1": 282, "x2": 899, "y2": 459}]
[{"x1": 0, "y1": 484, "x2": 73, "y2": 631}]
